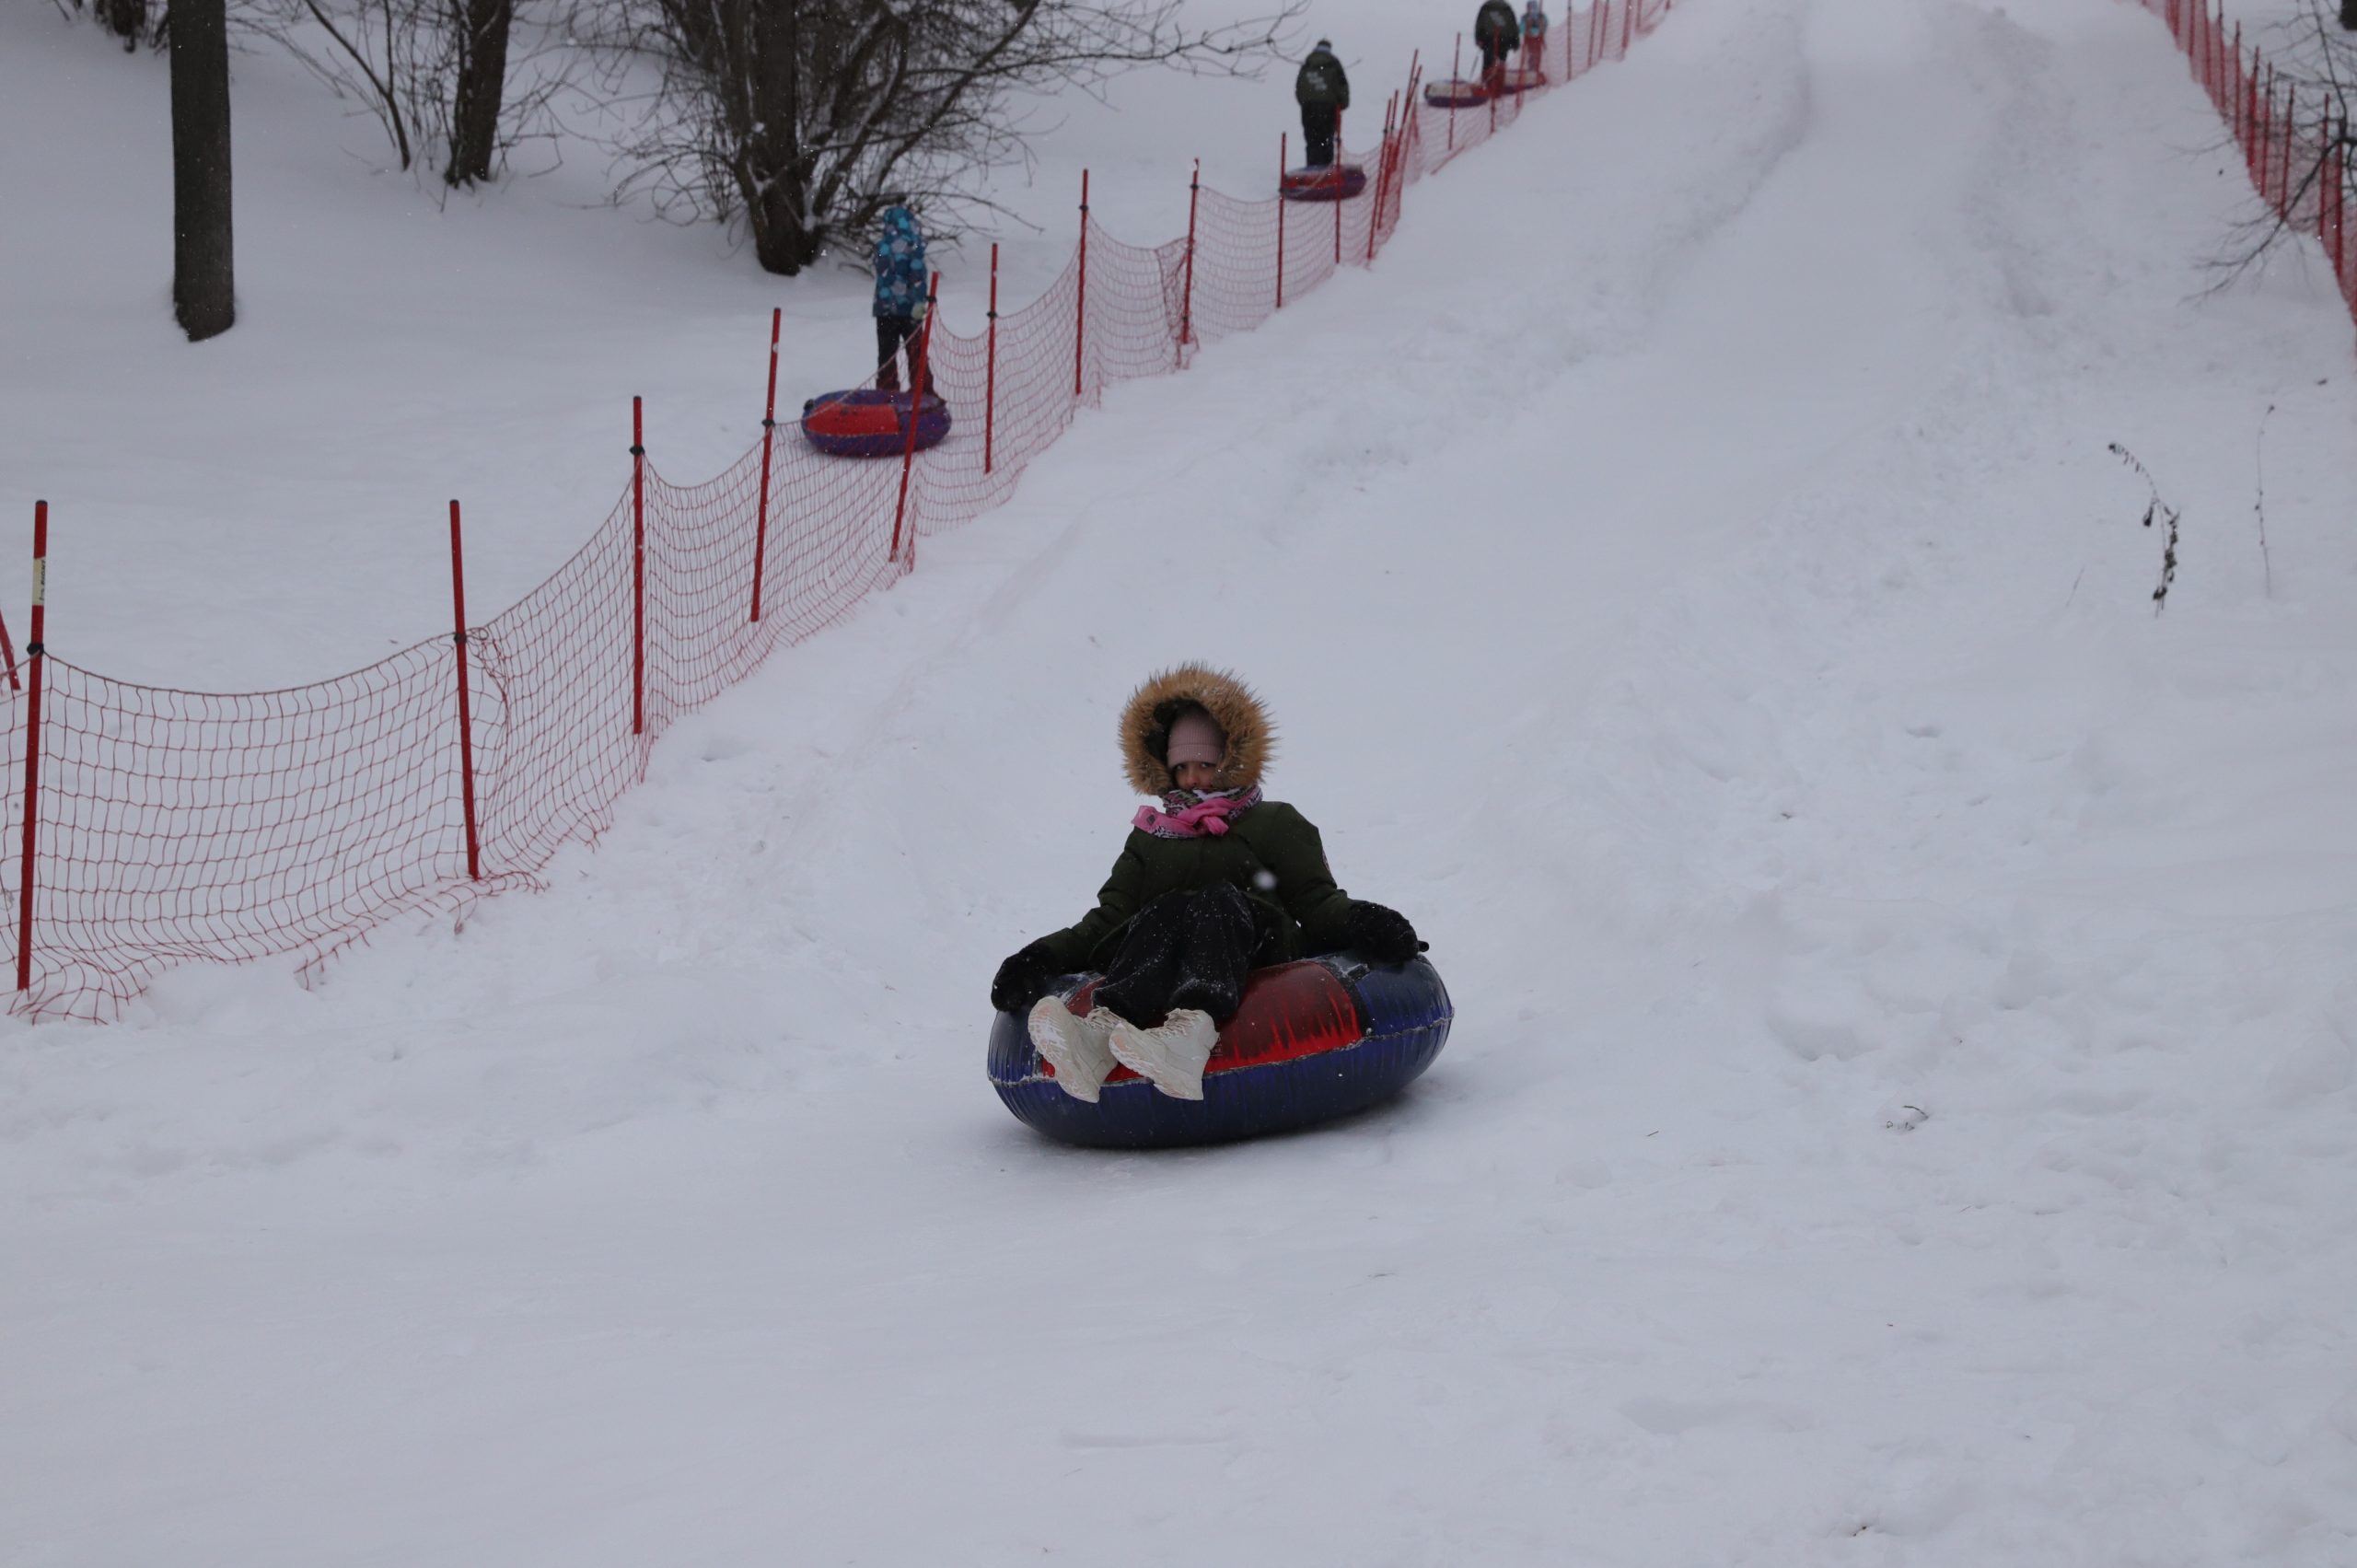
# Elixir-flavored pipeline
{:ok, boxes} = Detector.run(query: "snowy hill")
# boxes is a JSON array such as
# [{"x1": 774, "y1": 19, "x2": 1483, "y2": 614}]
[{"x1": 6, "y1": 0, "x2": 2357, "y2": 1563}]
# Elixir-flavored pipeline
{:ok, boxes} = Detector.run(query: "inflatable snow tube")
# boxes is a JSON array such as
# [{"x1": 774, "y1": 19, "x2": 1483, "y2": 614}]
[
  {"x1": 1500, "y1": 64, "x2": 1546, "y2": 94},
  {"x1": 987, "y1": 952, "x2": 1453, "y2": 1150},
  {"x1": 1279, "y1": 163, "x2": 1368, "y2": 203},
  {"x1": 799, "y1": 389, "x2": 952, "y2": 459},
  {"x1": 1422, "y1": 77, "x2": 1491, "y2": 109}
]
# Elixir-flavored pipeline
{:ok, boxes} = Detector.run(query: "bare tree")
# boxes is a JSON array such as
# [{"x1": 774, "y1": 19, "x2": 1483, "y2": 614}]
[
  {"x1": 104, "y1": 0, "x2": 151, "y2": 48},
  {"x1": 51, "y1": 0, "x2": 155, "y2": 50},
  {"x1": 172, "y1": 0, "x2": 238, "y2": 339},
  {"x1": 586, "y1": 0, "x2": 1304, "y2": 276},
  {"x1": 447, "y1": 0, "x2": 517, "y2": 184},
  {"x1": 234, "y1": 0, "x2": 575, "y2": 187}
]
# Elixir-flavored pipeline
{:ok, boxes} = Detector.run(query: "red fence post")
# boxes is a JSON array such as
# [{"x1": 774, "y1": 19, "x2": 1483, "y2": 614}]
[
  {"x1": 1387, "y1": 64, "x2": 1408, "y2": 224},
  {"x1": 749, "y1": 307, "x2": 780, "y2": 624},
  {"x1": 2276, "y1": 82, "x2": 2291, "y2": 215},
  {"x1": 984, "y1": 242, "x2": 1000, "y2": 475},
  {"x1": 15, "y1": 500, "x2": 47, "y2": 996},
  {"x1": 2235, "y1": 27, "x2": 2249, "y2": 156},
  {"x1": 1449, "y1": 33, "x2": 1461, "y2": 152},
  {"x1": 447, "y1": 500, "x2": 482, "y2": 882},
  {"x1": 1276, "y1": 133, "x2": 1288, "y2": 310},
  {"x1": 2244, "y1": 44, "x2": 2259, "y2": 177},
  {"x1": 2319, "y1": 119, "x2": 2338, "y2": 287},
  {"x1": 1390, "y1": 80, "x2": 1412, "y2": 229},
  {"x1": 1620, "y1": 0, "x2": 1634, "y2": 59},
  {"x1": 891, "y1": 274, "x2": 941, "y2": 566},
  {"x1": 1368, "y1": 94, "x2": 1397, "y2": 263},
  {"x1": 1398, "y1": 80, "x2": 1414, "y2": 209},
  {"x1": 2258, "y1": 64, "x2": 2275, "y2": 206},
  {"x1": 2278, "y1": 79, "x2": 2293, "y2": 215},
  {"x1": 1074, "y1": 168, "x2": 1090, "y2": 401},
  {"x1": 1334, "y1": 140, "x2": 1346, "y2": 263},
  {"x1": 1181, "y1": 157, "x2": 1201, "y2": 349},
  {"x1": 631, "y1": 395, "x2": 644, "y2": 738}
]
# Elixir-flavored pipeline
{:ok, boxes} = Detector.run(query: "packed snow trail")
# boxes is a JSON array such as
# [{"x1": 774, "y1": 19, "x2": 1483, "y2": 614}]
[{"x1": 8, "y1": 0, "x2": 2357, "y2": 1564}]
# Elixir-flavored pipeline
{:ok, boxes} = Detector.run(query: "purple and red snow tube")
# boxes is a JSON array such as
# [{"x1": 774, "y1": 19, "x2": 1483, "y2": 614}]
[
  {"x1": 800, "y1": 389, "x2": 952, "y2": 459},
  {"x1": 988, "y1": 952, "x2": 1453, "y2": 1149},
  {"x1": 1280, "y1": 163, "x2": 1368, "y2": 202}
]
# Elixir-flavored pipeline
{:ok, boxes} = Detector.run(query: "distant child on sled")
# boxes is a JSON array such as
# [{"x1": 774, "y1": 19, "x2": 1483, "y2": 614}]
[{"x1": 990, "y1": 666, "x2": 1426, "y2": 1103}]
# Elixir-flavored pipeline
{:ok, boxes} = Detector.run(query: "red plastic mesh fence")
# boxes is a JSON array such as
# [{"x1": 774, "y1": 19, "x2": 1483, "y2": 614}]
[
  {"x1": 2123, "y1": 0, "x2": 2354, "y2": 312},
  {"x1": 0, "y1": 0, "x2": 1677, "y2": 1021}
]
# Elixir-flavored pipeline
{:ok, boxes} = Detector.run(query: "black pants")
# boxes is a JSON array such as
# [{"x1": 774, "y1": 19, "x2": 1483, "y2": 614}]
[
  {"x1": 1094, "y1": 886, "x2": 1266, "y2": 1028},
  {"x1": 876, "y1": 315, "x2": 930, "y2": 393},
  {"x1": 1300, "y1": 103, "x2": 1339, "y2": 168}
]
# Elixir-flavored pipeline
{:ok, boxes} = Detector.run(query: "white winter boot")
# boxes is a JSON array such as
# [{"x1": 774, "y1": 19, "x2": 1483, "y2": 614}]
[
  {"x1": 1105, "y1": 1008, "x2": 1220, "y2": 1101},
  {"x1": 1028, "y1": 997, "x2": 1120, "y2": 1102}
]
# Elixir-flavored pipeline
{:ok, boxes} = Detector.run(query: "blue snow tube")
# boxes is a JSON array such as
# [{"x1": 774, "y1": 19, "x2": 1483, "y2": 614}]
[
  {"x1": 800, "y1": 389, "x2": 952, "y2": 459},
  {"x1": 987, "y1": 952, "x2": 1453, "y2": 1149}
]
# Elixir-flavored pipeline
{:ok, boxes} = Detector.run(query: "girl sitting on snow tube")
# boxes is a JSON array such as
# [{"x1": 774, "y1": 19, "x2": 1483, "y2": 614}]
[{"x1": 989, "y1": 664, "x2": 1428, "y2": 1104}]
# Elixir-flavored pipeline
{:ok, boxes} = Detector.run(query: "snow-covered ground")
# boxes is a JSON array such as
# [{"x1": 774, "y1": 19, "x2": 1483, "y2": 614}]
[{"x1": 7, "y1": 0, "x2": 2357, "y2": 1563}]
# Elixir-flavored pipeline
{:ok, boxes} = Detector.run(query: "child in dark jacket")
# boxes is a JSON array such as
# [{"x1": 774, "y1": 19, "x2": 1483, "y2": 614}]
[
  {"x1": 990, "y1": 665, "x2": 1424, "y2": 1103},
  {"x1": 1295, "y1": 39, "x2": 1351, "y2": 169},
  {"x1": 1474, "y1": 0, "x2": 1522, "y2": 87}
]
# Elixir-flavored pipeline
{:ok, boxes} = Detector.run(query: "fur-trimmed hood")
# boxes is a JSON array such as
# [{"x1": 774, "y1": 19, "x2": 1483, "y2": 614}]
[{"x1": 1119, "y1": 665, "x2": 1275, "y2": 797}]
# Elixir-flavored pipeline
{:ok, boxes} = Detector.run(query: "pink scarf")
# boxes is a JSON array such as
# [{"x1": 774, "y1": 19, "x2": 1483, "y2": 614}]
[{"x1": 1132, "y1": 784, "x2": 1261, "y2": 840}]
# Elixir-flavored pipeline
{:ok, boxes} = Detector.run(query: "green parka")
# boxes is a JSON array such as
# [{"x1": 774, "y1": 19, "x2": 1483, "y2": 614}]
[
  {"x1": 1295, "y1": 47, "x2": 1351, "y2": 110},
  {"x1": 1031, "y1": 666, "x2": 1368, "y2": 974},
  {"x1": 1475, "y1": 0, "x2": 1522, "y2": 50}
]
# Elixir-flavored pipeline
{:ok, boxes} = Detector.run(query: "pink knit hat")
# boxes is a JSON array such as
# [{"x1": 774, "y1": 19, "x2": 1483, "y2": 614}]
[{"x1": 1165, "y1": 708, "x2": 1226, "y2": 771}]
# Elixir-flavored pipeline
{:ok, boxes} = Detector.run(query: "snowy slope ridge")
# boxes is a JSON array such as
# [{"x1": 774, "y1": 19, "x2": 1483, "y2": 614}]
[
  {"x1": 6, "y1": 0, "x2": 2357, "y2": 1563},
  {"x1": 0, "y1": 0, "x2": 1669, "y2": 1023}
]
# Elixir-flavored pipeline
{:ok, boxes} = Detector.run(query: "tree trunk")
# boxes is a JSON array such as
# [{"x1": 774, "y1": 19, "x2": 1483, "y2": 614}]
[
  {"x1": 740, "y1": 0, "x2": 819, "y2": 275},
  {"x1": 445, "y1": 0, "x2": 515, "y2": 187},
  {"x1": 745, "y1": 176, "x2": 823, "y2": 273},
  {"x1": 170, "y1": 0, "x2": 235, "y2": 342},
  {"x1": 2342, "y1": 0, "x2": 2357, "y2": 31},
  {"x1": 102, "y1": 0, "x2": 147, "y2": 50}
]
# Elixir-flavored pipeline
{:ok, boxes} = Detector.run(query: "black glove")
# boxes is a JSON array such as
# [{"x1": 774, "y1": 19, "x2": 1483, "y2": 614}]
[
  {"x1": 1344, "y1": 901, "x2": 1425, "y2": 965},
  {"x1": 991, "y1": 939, "x2": 1061, "y2": 1013}
]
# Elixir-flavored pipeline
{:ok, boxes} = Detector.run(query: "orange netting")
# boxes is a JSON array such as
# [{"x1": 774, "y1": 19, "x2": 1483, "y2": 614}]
[
  {"x1": 0, "y1": 0, "x2": 1675, "y2": 1019},
  {"x1": 2125, "y1": 0, "x2": 2354, "y2": 313}
]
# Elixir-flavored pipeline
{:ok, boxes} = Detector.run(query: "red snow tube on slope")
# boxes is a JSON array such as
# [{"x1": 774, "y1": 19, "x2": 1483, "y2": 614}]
[
  {"x1": 1280, "y1": 163, "x2": 1368, "y2": 202},
  {"x1": 800, "y1": 389, "x2": 952, "y2": 459}
]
